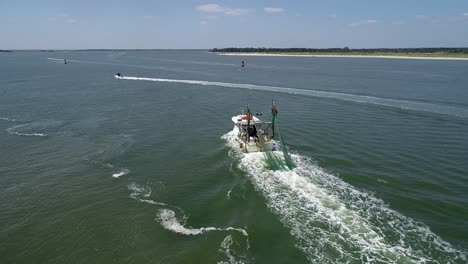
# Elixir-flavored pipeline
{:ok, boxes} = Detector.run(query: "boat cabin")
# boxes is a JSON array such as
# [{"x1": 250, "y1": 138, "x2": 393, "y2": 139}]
[{"x1": 231, "y1": 114, "x2": 274, "y2": 152}]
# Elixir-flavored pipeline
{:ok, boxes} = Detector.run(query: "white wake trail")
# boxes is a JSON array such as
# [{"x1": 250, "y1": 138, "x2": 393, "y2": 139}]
[
  {"x1": 6, "y1": 123, "x2": 49, "y2": 137},
  {"x1": 112, "y1": 169, "x2": 129, "y2": 178},
  {"x1": 115, "y1": 75, "x2": 468, "y2": 118},
  {"x1": 0, "y1": 117, "x2": 16, "y2": 122},
  {"x1": 157, "y1": 209, "x2": 248, "y2": 236},
  {"x1": 217, "y1": 235, "x2": 249, "y2": 264},
  {"x1": 47, "y1": 58, "x2": 64, "y2": 62},
  {"x1": 222, "y1": 130, "x2": 467, "y2": 263},
  {"x1": 127, "y1": 183, "x2": 248, "y2": 238},
  {"x1": 128, "y1": 182, "x2": 168, "y2": 206}
]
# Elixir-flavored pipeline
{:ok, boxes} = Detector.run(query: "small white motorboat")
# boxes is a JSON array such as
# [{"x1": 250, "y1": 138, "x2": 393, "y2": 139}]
[{"x1": 231, "y1": 102, "x2": 279, "y2": 153}]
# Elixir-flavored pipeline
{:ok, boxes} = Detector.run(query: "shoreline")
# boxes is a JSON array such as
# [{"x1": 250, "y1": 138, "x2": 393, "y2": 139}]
[{"x1": 216, "y1": 52, "x2": 468, "y2": 61}]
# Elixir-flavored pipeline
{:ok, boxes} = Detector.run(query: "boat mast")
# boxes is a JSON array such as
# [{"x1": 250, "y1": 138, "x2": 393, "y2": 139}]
[
  {"x1": 247, "y1": 105, "x2": 251, "y2": 142},
  {"x1": 271, "y1": 100, "x2": 278, "y2": 138}
]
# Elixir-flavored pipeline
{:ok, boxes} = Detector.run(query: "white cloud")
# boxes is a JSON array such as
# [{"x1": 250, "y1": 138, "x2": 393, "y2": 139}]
[
  {"x1": 196, "y1": 4, "x2": 252, "y2": 16},
  {"x1": 264, "y1": 7, "x2": 284, "y2": 13},
  {"x1": 224, "y1": 8, "x2": 251, "y2": 16},
  {"x1": 414, "y1": 14, "x2": 468, "y2": 23},
  {"x1": 329, "y1": 13, "x2": 337, "y2": 19},
  {"x1": 197, "y1": 4, "x2": 224, "y2": 13},
  {"x1": 348, "y1": 19, "x2": 377, "y2": 27},
  {"x1": 48, "y1": 13, "x2": 77, "y2": 24},
  {"x1": 143, "y1": 15, "x2": 154, "y2": 20},
  {"x1": 200, "y1": 21, "x2": 208, "y2": 25}
]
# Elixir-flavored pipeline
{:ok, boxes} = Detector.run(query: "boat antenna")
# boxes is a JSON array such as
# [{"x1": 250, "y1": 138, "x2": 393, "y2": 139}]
[
  {"x1": 271, "y1": 100, "x2": 278, "y2": 138},
  {"x1": 247, "y1": 104, "x2": 251, "y2": 142}
]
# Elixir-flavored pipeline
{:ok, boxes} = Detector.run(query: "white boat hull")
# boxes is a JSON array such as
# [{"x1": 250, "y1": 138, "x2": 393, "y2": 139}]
[
  {"x1": 232, "y1": 114, "x2": 275, "y2": 153},
  {"x1": 242, "y1": 140, "x2": 273, "y2": 153}
]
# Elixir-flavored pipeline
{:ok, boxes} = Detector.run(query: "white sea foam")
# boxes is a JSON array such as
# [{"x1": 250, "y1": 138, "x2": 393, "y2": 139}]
[
  {"x1": 117, "y1": 75, "x2": 468, "y2": 118},
  {"x1": 0, "y1": 117, "x2": 15, "y2": 122},
  {"x1": 47, "y1": 57, "x2": 64, "y2": 62},
  {"x1": 5, "y1": 120, "x2": 63, "y2": 137},
  {"x1": 6, "y1": 124, "x2": 48, "y2": 137},
  {"x1": 128, "y1": 183, "x2": 167, "y2": 206},
  {"x1": 128, "y1": 182, "x2": 182, "y2": 208},
  {"x1": 217, "y1": 235, "x2": 248, "y2": 264},
  {"x1": 377, "y1": 178, "x2": 389, "y2": 184},
  {"x1": 127, "y1": 182, "x2": 248, "y2": 240},
  {"x1": 157, "y1": 209, "x2": 248, "y2": 236},
  {"x1": 7, "y1": 131, "x2": 47, "y2": 137},
  {"x1": 128, "y1": 182, "x2": 153, "y2": 198},
  {"x1": 218, "y1": 235, "x2": 237, "y2": 264},
  {"x1": 222, "y1": 130, "x2": 467, "y2": 263},
  {"x1": 112, "y1": 169, "x2": 129, "y2": 178}
]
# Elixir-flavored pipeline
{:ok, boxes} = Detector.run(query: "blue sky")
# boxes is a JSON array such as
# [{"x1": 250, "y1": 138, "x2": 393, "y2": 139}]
[{"x1": 1, "y1": 0, "x2": 468, "y2": 49}]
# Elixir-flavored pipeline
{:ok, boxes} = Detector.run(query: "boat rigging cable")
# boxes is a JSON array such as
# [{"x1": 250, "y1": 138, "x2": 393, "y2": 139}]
[{"x1": 258, "y1": 102, "x2": 295, "y2": 171}]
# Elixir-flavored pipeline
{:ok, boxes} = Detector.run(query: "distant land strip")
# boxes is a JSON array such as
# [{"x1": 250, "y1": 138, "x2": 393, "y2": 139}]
[{"x1": 210, "y1": 47, "x2": 468, "y2": 59}]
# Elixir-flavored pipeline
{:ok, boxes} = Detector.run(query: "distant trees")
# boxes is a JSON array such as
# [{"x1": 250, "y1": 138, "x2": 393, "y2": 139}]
[{"x1": 209, "y1": 47, "x2": 468, "y2": 54}]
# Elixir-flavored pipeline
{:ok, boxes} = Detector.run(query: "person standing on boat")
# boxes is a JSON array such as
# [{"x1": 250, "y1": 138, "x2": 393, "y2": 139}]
[{"x1": 249, "y1": 125, "x2": 257, "y2": 138}]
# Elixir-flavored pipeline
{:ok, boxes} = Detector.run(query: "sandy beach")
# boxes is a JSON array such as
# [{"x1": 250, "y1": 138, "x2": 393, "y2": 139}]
[{"x1": 216, "y1": 52, "x2": 468, "y2": 61}]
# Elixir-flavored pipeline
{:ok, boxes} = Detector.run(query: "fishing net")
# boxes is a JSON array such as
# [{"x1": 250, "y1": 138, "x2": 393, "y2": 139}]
[
  {"x1": 259, "y1": 115, "x2": 295, "y2": 171},
  {"x1": 275, "y1": 117, "x2": 295, "y2": 170},
  {"x1": 257, "y1": 123, "x2": 286, "y2": 171}
]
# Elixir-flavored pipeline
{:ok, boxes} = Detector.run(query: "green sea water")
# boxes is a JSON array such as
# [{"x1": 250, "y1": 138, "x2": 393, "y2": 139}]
[{"x1": 0, "y1": 50, "x2": 467, "y2": 263}]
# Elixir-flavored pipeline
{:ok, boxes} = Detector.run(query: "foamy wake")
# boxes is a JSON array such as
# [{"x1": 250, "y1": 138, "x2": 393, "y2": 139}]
[
  {"x1": 222, "y1": 131, "x2": 467, "y2": 263},
  {"x1": 7, "y1": 131, "x2": 47, "y2": 137},
  {"x1": 47, "y1": 58, "x2": 64, "y2": 62},
  {"x1": 128, "y1": 182, "x2": 167, "y2": 206},
  {"x1": 6, "y1": 124, "x2": 48, "y2": 137},
  {"x1": 112, "y1": 169, "x2": 129, "y2": 178},
  {"x1": 157, "y1": 209, "x2": 248, "y2": 237},
  {"x1": 5, "y1": 120, "x2": 63, "y2": 137},
  {"x1": 217, "y1": 235, "x2": 249, "y2": 264},
  {"x1": 0, "y1": 117, "x2": 15, "y2": 122},
  {"x1": 128, "y1": 182, "x2": 248, "y2": 238},
  {"x1": 116, "y1": 75, "x2": 468, "y2": 118}
]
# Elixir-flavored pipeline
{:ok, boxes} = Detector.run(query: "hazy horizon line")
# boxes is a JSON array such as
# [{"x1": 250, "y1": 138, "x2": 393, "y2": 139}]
[{"x1": 2, "y1": 46, "x2": 468, "y2": 51}]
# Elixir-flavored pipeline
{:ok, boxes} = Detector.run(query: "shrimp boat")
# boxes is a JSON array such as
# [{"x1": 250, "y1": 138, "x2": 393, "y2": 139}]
[{"x1": 232, "y1": 102, "x2": 279, "y2": 153}]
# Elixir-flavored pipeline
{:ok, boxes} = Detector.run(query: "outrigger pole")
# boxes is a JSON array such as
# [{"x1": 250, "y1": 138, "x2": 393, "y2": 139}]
[
  {"x1": 271, "y1": 100, "x2": 278, "y2": 138},
  {"x1": 246, "y1": 105, "x2": 251, "y2": 142}
]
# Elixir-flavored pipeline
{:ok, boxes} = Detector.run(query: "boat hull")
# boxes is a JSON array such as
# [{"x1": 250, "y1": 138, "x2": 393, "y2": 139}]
[{"x1": 237, "y1": 138, "x2": 274, "y2": 153}]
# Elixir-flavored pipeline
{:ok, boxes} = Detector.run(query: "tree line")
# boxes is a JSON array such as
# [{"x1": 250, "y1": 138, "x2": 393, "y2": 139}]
[{"x1": 210, "y1": 47, "x2": 468, "y2": 54}]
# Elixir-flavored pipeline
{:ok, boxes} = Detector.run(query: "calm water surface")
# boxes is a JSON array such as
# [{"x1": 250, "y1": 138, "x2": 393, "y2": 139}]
[{"x1": 0, "y1": 51, "x2": 467, "y2": 263}]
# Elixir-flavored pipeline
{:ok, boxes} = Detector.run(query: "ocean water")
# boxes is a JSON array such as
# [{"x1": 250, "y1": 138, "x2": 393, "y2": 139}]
[{"x1": 0, "y1": 50, "x2": 467, "y2": 263}]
